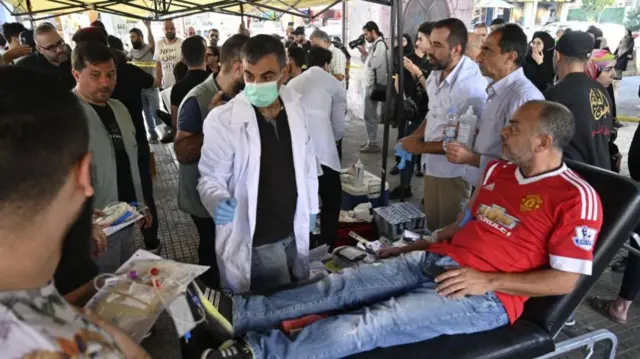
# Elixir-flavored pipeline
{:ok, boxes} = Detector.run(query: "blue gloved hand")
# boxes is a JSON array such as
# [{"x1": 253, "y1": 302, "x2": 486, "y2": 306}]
[
  {"x1": 214, "y1": 198, "x2": 237, "y2": 225},
  {"x1": 458, "y1": 207, "x2": 473, "y2": 228},
  {"x1": 310, "y1": 213, "x2": 317, "y2": 233},
  {"x1": 394, "y1": 143, "x2": 412, "y2": 170}
]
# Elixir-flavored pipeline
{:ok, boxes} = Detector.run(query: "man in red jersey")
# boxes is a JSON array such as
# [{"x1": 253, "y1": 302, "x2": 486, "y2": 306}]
[{"x1": 197, "y1": 100, "x2": 603, "y2": 359}]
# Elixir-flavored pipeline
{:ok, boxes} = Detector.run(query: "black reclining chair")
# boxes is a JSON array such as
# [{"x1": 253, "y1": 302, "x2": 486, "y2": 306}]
[
  {"x1": 182, "y1": 160, "x2": 640, "y2": 359},
  {"x1": 349, "y1": 160, "x2": 640, "y2": 359}
]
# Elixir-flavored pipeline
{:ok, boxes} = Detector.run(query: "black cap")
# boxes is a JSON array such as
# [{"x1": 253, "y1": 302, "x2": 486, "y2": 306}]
[
  {"x1": 555, "y1": 31, "x2": 594, "y2": 59},
  {"x1": 293, "y1": 26, "x2": 305, "y2": 35}
]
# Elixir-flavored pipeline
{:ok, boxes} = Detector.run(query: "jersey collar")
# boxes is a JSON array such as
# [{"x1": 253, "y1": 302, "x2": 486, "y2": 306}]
[{"x1": 515, "y1": 162, "x2": 568, "y2": 185}]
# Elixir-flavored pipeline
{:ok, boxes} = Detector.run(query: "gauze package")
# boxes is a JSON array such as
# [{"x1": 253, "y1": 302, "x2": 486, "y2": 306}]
[{"x1": 85, "y1": 250, "x2": 209, "y2": 342}]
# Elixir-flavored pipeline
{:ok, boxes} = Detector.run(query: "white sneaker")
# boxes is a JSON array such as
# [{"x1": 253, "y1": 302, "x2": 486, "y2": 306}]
[{"x1": 360, "y1": 143, "x2": 381, "y2": 153}]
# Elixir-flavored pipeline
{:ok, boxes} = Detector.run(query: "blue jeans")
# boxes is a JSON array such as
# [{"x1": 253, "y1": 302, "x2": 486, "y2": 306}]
[
  {"x1": 141, "y1": 88, "x2": 161, "y2": 136},
  {"x1": 234, "y1": 251, "x2": 509, "y2": 358},
  {"x1": 250, "y1": 235, "x2": 297, "y2": 292}
]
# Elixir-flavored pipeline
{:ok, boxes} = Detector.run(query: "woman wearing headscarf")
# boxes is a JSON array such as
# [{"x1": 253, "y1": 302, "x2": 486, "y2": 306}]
[
  {"x1": 585, "y1": 49, "x2": 621, "y2": 172},
  {"x1": 523, "y1": 31, "x2": 555, "y2": 92},
  {"x1": 615, "y1": 29, "x2": 635, "y2": 78},
  {"x1": 392, "y1": 34, "x2": 418, "y2": 99}
]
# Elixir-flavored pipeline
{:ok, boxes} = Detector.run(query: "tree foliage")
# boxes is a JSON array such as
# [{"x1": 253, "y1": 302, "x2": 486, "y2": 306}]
[
  {"x1": 625, "y1": 6, "x2": 640, "y2": 31},
  {"x1": 582, "y1": 0, "x2": 615, "y2": 21}
]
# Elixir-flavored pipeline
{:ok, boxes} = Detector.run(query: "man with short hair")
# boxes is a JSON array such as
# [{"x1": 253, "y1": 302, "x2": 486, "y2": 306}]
[
  {"x1": 71, "y1": 42, "x2": 151, "y2": 272},
  {"x1": 175, "y1": 34, "x2": 249, "y2": 287},
  {"x1": 465, "y1": 32, "x2": 483, "y2": 61},
  {"x1": 198, "y1": 100, "x2": 603, "y2": 359},
  {"x1": 286, "y1": 46, "x2": 305, "y2": 80},
  {"x1": 197, "y1": 34, "x2": 319, "y2": 293},
  {"x1": 287, "y1": 46, "x2": 347, "y2": 249},
  {"x1": 400, "y1": 18, "x2": 487, "y2": 229},
  {"x1": 209, "y1": 28, "x2": 220, "y2": 47},
  {"x1": 490, "y1": 18, "x2": 506, "y2": 32},
  {"x1": 154, "y1": 19, "x2": 184, "y2": 88},
  {"x1": 359, "y1": 21, "x2": 388, "y2": 153},
  {"x1": 1, "y1": 22, "x2": 27, "y2": 63},
  {"x1": 18, "y1": 23, "x2": 75, "y2": 89},
  {"x1": 292, "y1": 26, "x2": 311, "y2": 51},
  {"x1": 0, "y1": 65, "x2": 151, "y2": 359},
  {"x1": 447, "y1": 24, "x2": 543, "y2": 185},
  {"x1": 474, "y1": 23, "x2": 488, "y2": 42},
  {"x1": 309, "y1": 29, "x2": 346, "y2": 86},
  {"x1": 206, "y1": 45, "x2": 220, "y2": 74},
  {"x1": 544, "y1": 31, "x2": 613, "y2": 170},
  {"x1": 171, "y1": 36, "x2": 211, "y2": 130},
  {"x1": 186, "y1": 26, "x2": 197, "y2": 38}
]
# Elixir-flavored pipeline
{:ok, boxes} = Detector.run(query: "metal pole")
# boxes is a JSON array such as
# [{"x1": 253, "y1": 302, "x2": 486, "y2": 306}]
[
  {"x1": 379, "y1": 0, "x2": 397, "y2": 205},
  {"x1": 395, "y1": 0, "x2": 406, "y2": 202}
]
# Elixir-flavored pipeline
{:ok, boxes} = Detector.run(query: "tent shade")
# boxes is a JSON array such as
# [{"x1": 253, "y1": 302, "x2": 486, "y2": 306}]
[
  {"x1": 1, "y1": 0, "x2": 340, "y2": 20},
  {"x1": 477, "y1": 0, "x2": 513, "y2": 8}
]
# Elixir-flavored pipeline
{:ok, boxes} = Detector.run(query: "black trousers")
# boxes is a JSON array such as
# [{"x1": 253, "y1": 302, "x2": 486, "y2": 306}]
[
  {"x1": 138, "y1": 144, "x2": 160, "y2": 249},
  {"x1": 191, "y1": 215, "x2": 220, "y2": 288},
  {"x1": 319, "y1": 165, "x2": 342, "y2": 250},
  {"x1": 620, "y1": 228, "x2": 640, "y2": 301}
]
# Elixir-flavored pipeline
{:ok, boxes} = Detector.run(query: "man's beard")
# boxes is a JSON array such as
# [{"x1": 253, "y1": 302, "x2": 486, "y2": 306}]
[
  {"x1": 429, "y1": 56, "x2": 449, "y2": 71},
  {"x1": 166, "y1": 32, "x2": 176, "y2": 40},
  {"x1": 233, "y1": 80, "x2": 245, "y2": 94},
  {"x1": 132, "y1": 40, "x2": 143, "y2": 50}
]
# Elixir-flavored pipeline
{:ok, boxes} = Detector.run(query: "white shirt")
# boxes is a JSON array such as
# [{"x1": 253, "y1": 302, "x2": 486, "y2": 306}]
[
  {"x1": 153, "y1": 37, "x2": 183, "y2": 88},
  {"x1": 328, "y1": 44, "x2": 347, "y2": 88},
  {"x1": 466, "y1": 68, "x2": 544, "y2": 184},
  {"x1": 423, "y1": 56, "x2": 488, "y2": 179},
  {"x1": 287, "y1": 67, "x2": 347, "y2": 172}
]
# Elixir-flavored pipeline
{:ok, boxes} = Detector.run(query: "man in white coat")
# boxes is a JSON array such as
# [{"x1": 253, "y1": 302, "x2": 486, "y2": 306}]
[
  {"x1": 198, "y1": 34, "x2": 319, "y2": 293},
  {"x1": 287, "y1": 46, "x2": 346, "y2": 249}
]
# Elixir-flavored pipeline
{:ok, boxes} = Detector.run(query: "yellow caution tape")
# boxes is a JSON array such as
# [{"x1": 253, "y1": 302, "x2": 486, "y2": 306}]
[
  {"x1": 129, "y1": 61, "x2": 157, "y2": 68},
  {"x1": 619, "y1": 115, "x2": 640, "y2": 123}
]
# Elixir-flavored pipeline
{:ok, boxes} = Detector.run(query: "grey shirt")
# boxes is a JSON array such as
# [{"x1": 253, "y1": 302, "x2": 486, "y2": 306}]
[{"x1": 129, "y1": 45, "x2": 155, "y2": 77}]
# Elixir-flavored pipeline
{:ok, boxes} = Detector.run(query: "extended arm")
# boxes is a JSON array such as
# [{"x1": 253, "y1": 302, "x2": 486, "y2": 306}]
[{"x1": 175, "y1": 132, "x2": 204, "y2": 164}]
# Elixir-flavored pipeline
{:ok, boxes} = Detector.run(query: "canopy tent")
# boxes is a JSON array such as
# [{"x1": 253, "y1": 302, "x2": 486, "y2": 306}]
[{"x1": 0, "y1": 0, "x2": 341, "y2": 21}]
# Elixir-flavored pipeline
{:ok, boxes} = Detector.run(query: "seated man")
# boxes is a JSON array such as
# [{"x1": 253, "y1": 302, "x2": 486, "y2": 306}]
[{"x1": 198, "y1": 100, "x2": 603, "y2": 359}]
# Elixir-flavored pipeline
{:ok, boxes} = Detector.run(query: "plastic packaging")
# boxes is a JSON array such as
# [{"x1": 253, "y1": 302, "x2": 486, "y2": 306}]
[
  {"x1": 443, "y1": 107, "x2": 458, "y2": 147},
  {"x1": 355, "y1": 159, "x2": 365, "y2": 187},
  {"x1": 457, "y1": 106, "x2": 478, "y2": 148}
]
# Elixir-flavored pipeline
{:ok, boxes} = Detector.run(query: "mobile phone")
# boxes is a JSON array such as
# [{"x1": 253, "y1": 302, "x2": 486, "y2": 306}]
[
  {"x1": 423, "y1": 265, "x2": 448, "y2": 278},
  {"x1": 336, "y1": 247, "x2": 367, "y2": 262}
]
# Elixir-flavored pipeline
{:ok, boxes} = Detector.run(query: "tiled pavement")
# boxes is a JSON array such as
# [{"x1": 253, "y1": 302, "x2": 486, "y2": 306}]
[{"x1": 139, "y1": 87, "x2": 640, "y2": 358}]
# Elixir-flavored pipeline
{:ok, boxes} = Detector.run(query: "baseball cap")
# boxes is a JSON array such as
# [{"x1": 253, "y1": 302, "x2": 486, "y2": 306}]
[
  {"x1": 293, "y1": 26, "x2": 305, "y2": 35},
  {"x1": 555, "y1": 31, "x2": 594, "y2": 59}
]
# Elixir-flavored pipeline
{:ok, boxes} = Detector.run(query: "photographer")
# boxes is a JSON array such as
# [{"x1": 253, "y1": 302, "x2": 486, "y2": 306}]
[{"x1": 359, "y1": 21, "x2": 388, "y2": 153}]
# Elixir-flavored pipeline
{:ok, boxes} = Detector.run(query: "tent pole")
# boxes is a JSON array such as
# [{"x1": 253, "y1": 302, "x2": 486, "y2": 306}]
[{"x1": 396, "y1": 0, "x2": 406, "y2": 202}]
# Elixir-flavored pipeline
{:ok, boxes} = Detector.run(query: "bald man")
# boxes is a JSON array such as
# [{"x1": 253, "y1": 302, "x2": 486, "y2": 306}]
[
  {"x1": 186, "y1": 26, "x2": 196, "y2": 38},
  {"x1": 465, "y1": 33, "x2": 483, "y2": 61},
  {"x1": 154, "y1": 20, "x2": 184, "y2": 88}
]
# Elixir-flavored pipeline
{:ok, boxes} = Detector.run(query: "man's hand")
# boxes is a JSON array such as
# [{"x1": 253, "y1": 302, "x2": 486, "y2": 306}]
[
  {"x1": 138, "y1": 208, "x2": 153, "y2": 229},
  {"x1": 91, "y1": 223, "x2": 107, "y2": 258},
  {"x1": 446, "y1": 142, "x2": 476, "y2": 165},
  {"x1": 208, "y1": 91, "x2": 227, "y2": 111},
  {"x1": 83, "y1": 308, "x2": 152, "y2": 359},
  {"x1": 435, "y1": 267, "x2": 495, "y2": 299},
  {"x1": 3, "y1": 45, "x2": 31, "y2": 63},
  {"x1": 402, "y1": 56, "x2": 421, "y2": 78},
  {"x1": 376, "y1": 246, "x2": 404, "y2": 259},
  {"x1": 358, "y1": 45, "x2": 367, "y2": 57},
  {"x1": 144, "y1": 19, "x2": 151, "y2": 28},
  {"x1": 399, "y1": 136, "x2": 423, "y2": 154}
]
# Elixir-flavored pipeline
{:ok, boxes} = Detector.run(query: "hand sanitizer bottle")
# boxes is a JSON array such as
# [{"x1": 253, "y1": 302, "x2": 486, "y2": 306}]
[
  {"x1": 443, "y1": 107, "x2": 458, "y2": 150},
  {"x1": 457, "y1": 106, "x2": 478, "y2": 148}
]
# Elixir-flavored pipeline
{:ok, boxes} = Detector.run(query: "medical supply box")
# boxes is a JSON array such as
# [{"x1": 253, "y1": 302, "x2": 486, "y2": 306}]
[
  {"x1": 340, "y1": 169, "x2": 389, "y2": 210},
  {"x1": 373, "y1": 202, "x2": 426, "y2": 241}
]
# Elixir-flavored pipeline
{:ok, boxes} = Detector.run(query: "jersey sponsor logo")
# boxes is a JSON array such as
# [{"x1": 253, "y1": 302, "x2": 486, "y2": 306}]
[
  {"x1": 520, "y1": 194, "x2": 543, "y2": 212},
  {"x1": 483, "y1": 183, "x2": 495, "y2": 191},
  {"x1": 573, "y1": 226, "x2": 597, "y2": 251},
  {"x1": 476, "y1": 204, "x2": 519, "y2": 236},
  {"x1": 589, "y1": 88, "x2": 611, "y2": 121}
]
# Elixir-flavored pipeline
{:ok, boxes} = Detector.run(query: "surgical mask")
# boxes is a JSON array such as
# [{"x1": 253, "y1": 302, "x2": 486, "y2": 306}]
[{"x1": 244, "y1": 77, "x2": 280, "y2": 107}]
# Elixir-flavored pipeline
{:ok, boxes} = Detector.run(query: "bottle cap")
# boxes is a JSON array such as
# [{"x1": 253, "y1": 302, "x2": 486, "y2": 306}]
[
  {"x1": 150, "y1": 267, "x2": 159, "y2": 276},
  {"x1": 448, "y1": 107, "x2": 456, "y2": 114}
]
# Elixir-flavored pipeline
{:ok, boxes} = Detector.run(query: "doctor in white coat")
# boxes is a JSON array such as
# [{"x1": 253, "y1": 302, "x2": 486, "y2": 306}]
[{"x1": 198, "y1": 34, "x2": 319, "y2": 293}]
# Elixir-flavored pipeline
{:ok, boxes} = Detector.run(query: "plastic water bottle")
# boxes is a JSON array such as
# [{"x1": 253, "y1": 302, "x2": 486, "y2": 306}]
[
  {"x1": 443, "y1": 107, "x2": 458, "y2": 147},
  {"x1": 457, "y1": 106, "x2": 478, "y2": 148},
  {"x1": 355, "y1": 159, "x2": 365, "y2": 187}
]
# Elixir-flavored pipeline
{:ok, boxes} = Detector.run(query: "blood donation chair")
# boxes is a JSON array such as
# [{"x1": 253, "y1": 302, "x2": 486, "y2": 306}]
[{"x1": 181, "y1": 160, "x2": 640, "y2": 359}]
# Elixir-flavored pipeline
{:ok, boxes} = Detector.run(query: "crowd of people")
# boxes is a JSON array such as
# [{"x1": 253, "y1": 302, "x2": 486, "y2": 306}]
[{"x1": 0, "y1": 14, "x2": 638, "y2": 359}]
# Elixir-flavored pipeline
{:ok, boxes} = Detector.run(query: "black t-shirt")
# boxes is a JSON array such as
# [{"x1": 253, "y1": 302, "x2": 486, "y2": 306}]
[
  {"x1": 111, "y1": 63, "x2": 154, "y2": 146},
  {"x1": 54, "y1": 197, "x2": 99, "y2": 295},
  {"x1": 91, "y1": 103, "x2": 137, "y2": 203},
  {"x1": 253, "y1": 104, "x2": 298, "y2": 246},
  {"x1": 17, "y1": 53, "x2": 75, "y2": 90},
  {"x1": 170, "y1": 70, "x2": 210, "y2": 108},
  {"x1": 544, "y1": 72, "x2": 613, "y2": 170}
]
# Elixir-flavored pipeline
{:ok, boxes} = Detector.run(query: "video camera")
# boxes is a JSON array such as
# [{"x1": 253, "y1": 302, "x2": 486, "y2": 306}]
[{"x1": 348, "y1": 34, "x2": 365, "y2": 50}]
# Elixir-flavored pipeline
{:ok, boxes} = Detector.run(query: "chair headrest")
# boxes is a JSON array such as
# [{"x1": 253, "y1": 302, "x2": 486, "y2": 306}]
[{"x1": 521, "y1": 160, "x2": 640, "y2": 335}]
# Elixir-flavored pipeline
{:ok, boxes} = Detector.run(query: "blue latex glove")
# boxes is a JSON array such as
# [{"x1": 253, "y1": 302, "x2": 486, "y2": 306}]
[
  {"x1": 214, "y1": 198, "x2": 237, "y2": 225},
  {"x1": 458, "y1": 207, "x2": 473, "y2": 228},
  {"x1": 310, "y1": 213, "x2": 317, "y2": 232},
  {"x1": 394, "y1": 143, "x2": 412, "y2": 170}
]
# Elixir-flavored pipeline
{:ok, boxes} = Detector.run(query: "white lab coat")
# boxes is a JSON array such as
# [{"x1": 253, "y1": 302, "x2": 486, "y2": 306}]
[{"x1": 197, "y1": 85, "x2": 320, "y2": 293}]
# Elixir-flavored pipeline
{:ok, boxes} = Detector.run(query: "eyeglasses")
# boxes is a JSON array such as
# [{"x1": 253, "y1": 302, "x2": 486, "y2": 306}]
[{"x1": 40, "y1": 39, "x2": 66, "y2": 52}]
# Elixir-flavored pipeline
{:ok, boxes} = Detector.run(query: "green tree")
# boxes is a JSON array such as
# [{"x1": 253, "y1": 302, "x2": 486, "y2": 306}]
[
  {"x1": 625, "y1": 6, "x2": 640, "y2": 31},
  {"x1": 582, "y1": 0, "x2": 615, "y2": 21}
]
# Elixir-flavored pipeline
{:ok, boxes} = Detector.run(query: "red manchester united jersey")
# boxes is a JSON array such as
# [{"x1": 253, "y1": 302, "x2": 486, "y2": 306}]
[{"x1": 429, "y1": 160, "x2": 603, "y2": 324}]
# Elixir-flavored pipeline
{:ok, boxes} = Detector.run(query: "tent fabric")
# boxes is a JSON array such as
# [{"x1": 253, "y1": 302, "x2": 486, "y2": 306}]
[{"x1": 1, "y1": 0, "x2": 338, "y2": 20}]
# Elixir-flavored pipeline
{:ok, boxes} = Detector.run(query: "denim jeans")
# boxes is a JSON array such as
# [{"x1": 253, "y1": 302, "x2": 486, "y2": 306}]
[
  {"x1": 234, "y1": 251, "x2": 508, "y2": 358},
  {"x1": 141, "y1": 88, "x2": 161, "y2": 136},
  {"x1": 250, "y1": 235, "x2": 297, "y2": 292}
]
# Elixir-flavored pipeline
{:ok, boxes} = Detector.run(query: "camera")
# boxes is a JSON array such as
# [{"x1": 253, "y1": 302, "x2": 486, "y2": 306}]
[{"x1": 348, "y1": 34, "x2": 365, "y2": 50}]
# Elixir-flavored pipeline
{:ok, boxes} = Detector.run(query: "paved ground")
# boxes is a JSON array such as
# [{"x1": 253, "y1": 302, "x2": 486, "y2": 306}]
[{"x1": 138, "y1": 84, "x2": 640, "y2": 358}]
